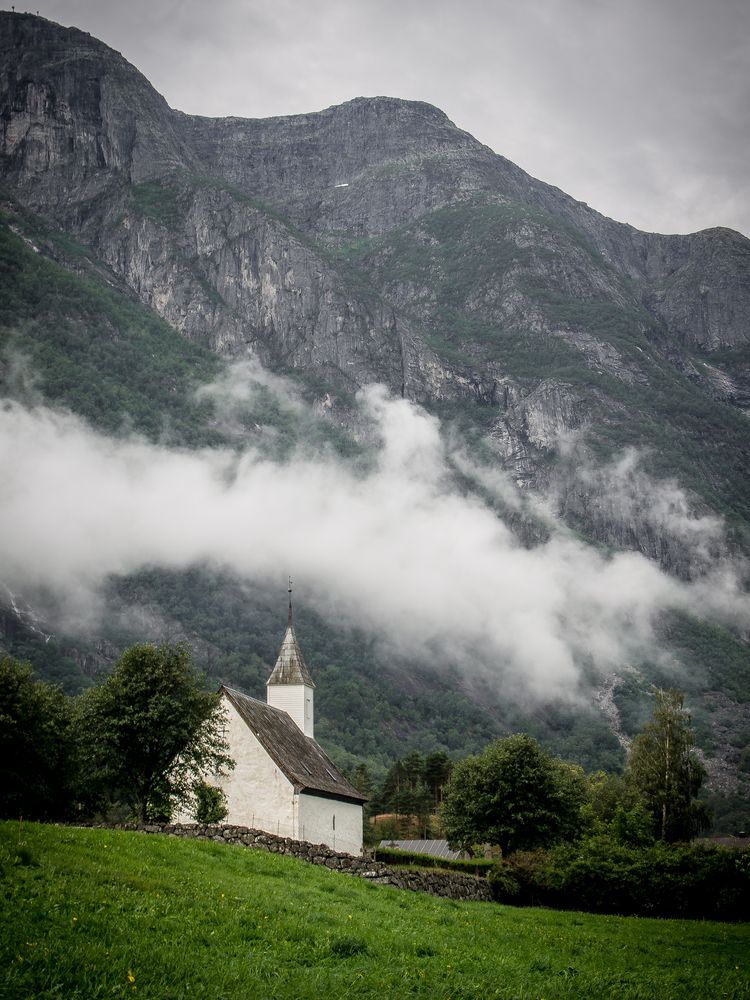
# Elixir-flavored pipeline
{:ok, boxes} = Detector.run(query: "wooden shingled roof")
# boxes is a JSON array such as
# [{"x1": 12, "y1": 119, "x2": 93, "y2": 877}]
[
  {"x1": 266, "y1": 622, "x2": 315, "y2": 687},
  {"x1": 221, "y1": 686, "x2": 366, "y2": 804}
]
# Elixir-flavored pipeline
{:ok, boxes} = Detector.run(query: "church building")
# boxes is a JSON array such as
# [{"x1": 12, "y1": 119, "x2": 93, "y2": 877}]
[{"x1": 209, "y1": 590, "x2": 366, "y2": 856}]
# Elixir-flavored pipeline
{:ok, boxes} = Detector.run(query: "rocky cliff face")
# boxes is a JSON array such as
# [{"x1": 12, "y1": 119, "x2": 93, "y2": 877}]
[
  {"x1": 0, "y1": 14, "x2": 194, "y2": 199},
  {"x1": 2, "y1": 11, "x2": 749, "y2": 573}
]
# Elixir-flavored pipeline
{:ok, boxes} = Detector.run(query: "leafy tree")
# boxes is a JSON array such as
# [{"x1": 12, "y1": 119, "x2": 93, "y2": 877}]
[
  {"x1": 582, "y1": 770, "x2": 654, "y2": 846},
  {"x1": 584, "y1": 770, "x2": 627, "y2": 821},
  {"x1": 0, "y1": 657, "x2": 76, "y2": 820},
  {"x1": 78, "y1": 643, "x2": 233, "y2": 822},
  {"x1": 609, "y1": 803, "x2": 655, "y2": 847},
  {"x1": 440, "y1": 734, "x2": 586, "y2": 855},
  {"x1": 625, "y1": 688, "x2": 711, "y2": 842}
]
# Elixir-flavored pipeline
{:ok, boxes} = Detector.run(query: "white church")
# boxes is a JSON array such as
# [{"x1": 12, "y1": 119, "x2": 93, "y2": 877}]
[{"x1": 206, "y1": 592, "x2": 366, "y2": 856}]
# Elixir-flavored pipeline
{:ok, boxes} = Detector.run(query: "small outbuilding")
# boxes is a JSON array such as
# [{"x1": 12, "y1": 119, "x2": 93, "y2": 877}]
[{"x1": 378, "y1": 839, "x2": 467, "y2": 860}]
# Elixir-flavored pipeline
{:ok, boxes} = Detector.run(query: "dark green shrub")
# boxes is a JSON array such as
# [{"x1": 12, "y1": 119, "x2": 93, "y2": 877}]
[
  {"x1": 490, "y1": 850, "x2": 550, "y2": 906},
  {"x1": 193, "y1": 782, "x2": 228, "y2": 824},
  {"x1": 542, "y1": 837, "x2": 645, "y2": 914},
  {"x1": 144, "y1": 781, "x2": 173, "y2": 823},
  {"x1": 487, "y1": 865, "x2": 520, "y2": 902}
]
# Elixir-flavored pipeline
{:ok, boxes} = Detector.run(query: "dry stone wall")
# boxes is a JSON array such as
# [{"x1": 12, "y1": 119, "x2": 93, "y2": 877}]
[{"x1": 100, "y1": 822, "x2": 494, "y2": 902}]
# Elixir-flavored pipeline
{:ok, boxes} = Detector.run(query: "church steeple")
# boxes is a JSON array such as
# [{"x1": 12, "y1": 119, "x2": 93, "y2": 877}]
[{"x1": 266, "y1": 580, "x2": 315, "y2": 737}]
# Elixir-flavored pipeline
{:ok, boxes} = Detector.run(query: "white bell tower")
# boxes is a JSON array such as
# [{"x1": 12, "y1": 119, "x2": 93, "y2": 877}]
[{"x1": 266, "y1": 581, "x2": 315, "y2": 738}]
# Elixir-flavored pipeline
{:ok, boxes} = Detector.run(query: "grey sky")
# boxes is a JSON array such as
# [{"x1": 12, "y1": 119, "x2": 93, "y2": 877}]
[{"x1": 25, "y1": 0, "x2": 750, "y2": 236}]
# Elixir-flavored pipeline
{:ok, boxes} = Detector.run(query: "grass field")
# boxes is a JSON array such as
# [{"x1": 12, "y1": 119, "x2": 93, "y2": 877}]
[{"x1": 1, "y1": 823, "x2": 747, "y2": 1000}]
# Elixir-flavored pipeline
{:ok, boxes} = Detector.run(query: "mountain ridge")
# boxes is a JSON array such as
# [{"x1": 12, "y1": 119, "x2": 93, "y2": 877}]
[{"x1": 3, "y1": 10, "x2": 749, "y2": 390}]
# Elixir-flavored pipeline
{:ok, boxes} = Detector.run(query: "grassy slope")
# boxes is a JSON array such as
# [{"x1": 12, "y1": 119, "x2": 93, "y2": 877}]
[{"x1": 1, "y1": 824, "x2": 748, "y2": 1000}]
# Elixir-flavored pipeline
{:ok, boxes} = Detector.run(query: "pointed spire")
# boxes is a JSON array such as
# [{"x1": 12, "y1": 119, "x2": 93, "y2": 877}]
[{"x1": 267, "y1": 580, "x2": 315, "y2": 688}]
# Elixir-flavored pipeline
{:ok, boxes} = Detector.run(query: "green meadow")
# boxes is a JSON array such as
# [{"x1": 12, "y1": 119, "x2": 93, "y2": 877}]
[{"x1": 1, "y1": 823, "x2": 747, "y2": 1000}]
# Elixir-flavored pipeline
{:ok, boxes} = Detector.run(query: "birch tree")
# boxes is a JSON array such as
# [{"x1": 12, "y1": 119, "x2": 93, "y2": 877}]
[{"x1": 625, "y1": 688, "x2": 710, "y2": 842}]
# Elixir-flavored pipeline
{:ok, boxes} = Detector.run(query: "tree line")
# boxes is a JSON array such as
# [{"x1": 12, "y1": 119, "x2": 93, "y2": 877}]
[
  {"x1": 355, "y1": 693, "x2": 749, "y2": 920},
  {"x1": 355, "y1": 688, "x2": 713, "y2": 852},
  {"x1": 1, "y1": 644, "x2": 713, "y2": 850},
  {"x1": 5, "y1": 650, "x2": 744, "y2": 921},
  {"x1": 0, "y1": 645, "x2": 232, "y2": 824},
  {"x1": 350, "y1": 749, "x2": 454, "y2": 839}
]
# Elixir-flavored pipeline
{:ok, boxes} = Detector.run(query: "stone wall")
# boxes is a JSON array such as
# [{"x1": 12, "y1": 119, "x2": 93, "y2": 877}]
[{"x1": 99, "y1": 822, "x2": 494, "y2": 902}]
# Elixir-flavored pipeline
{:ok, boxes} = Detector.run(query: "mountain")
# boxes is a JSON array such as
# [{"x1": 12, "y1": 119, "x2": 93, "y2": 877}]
[{"x1": 1, "y1": 12, "x2": 749, "y2": 827}]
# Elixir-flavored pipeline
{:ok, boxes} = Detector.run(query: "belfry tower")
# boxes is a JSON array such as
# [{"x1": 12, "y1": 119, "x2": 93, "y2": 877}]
[{"x1": 266, "y1": 581, "x2": 315, "y2": 738}]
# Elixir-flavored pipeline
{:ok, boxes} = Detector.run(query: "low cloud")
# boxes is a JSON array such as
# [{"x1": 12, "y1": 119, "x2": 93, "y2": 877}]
[
  {"x1": 567, "y1": 443, "x2": 726, "y2": 552},
  {"x1": 195, "y1": 356, "x2": 305, "y2": 419},
  {"x1": 1, "y1": 368, "x2": 747, "y2": 699}
]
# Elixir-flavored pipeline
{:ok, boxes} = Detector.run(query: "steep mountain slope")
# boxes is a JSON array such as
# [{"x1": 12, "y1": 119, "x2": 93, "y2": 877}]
[
  {"x1": 3, "y1": 11, "x2": 748, "y2": 568},
  {"x1": 1, "y1": 12, "x2": 748, "y2": 826}
]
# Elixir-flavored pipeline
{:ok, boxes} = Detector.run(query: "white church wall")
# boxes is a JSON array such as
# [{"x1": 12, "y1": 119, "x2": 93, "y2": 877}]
[
  {"x1": 174, "y1": 690, "x2": 363, "y2": 854},
  {"x1": 216, "y1": 696, "x2": 297, "y2": 837},
  {"x1": 297, "y1": 793, "x2": 363, "y2": 856}
]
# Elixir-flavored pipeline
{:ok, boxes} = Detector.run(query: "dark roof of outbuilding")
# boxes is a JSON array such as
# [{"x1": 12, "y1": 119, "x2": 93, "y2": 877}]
[
  {"x1": 378, "y1": 839, "x2": 467, "y2": 860},
  {"x1": 221, "y1": 686, "x2": 366, "y2": 804}
]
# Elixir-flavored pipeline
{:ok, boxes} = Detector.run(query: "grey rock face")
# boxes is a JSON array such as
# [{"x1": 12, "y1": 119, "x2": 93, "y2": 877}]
[
  {"x1": 0, "y1": 13, "x2": 194, "y2": 205},
  {"x1": 179, "y1": 97, "x2": 487, "y2": 237},
  {"x1": 85, "y1": 180, "x2": 410, "y2": 392}
]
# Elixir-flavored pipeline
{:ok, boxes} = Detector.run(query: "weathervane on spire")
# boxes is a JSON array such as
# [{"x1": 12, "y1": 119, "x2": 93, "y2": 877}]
[{"x1": 287, "y1": 576, "x2": 293, "y2": 626}]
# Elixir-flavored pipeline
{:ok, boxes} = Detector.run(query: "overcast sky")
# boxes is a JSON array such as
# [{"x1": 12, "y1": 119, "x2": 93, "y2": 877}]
[{"x1": 28, "y1": 0, "x2": 750, "y2": 238}]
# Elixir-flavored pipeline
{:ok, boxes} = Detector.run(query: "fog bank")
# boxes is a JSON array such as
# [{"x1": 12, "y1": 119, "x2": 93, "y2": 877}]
[{"x1": 1, "y1": 373, "x2": 746, "y2": 698}]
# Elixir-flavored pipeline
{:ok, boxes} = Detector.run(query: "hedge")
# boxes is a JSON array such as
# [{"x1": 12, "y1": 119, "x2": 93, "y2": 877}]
[{"x1": 490, "y1": 838, "x2": 750, "y2": 921}]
